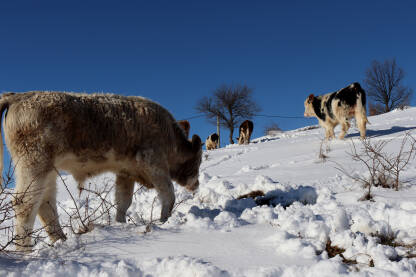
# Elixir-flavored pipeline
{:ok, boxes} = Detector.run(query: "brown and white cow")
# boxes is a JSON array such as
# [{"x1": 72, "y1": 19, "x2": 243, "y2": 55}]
[
  {"x1": 205, "y1": 133, "x2": 219, "y2": 150},
  {"x1": 237, "y1": 120, "x2": 254, "y2": 145},
  {"x1": 304, "y1": 82, "x2": 368, "y2": 139},
  {"x1": 0, "y1": 91, "x2": 202, "y2": 251},
  {"x1": 177, "y1": 120, "x2": 190, "y2": 138}
]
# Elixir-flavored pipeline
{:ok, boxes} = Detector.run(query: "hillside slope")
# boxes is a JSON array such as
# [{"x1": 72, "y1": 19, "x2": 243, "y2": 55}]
[{"x1": 1, "y1": 108, "x2": 416, "y2": 276}]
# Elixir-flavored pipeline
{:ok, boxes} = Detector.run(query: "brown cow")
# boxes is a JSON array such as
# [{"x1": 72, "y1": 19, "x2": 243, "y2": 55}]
[
  {"x1": 177, "y1": 120, "x2": 190, "y2": 138},
  {"x1": 237, "y1": 120, "x2": 254, "y2": 145},
  {"x1": 0, "y1": 91, "x2": 202, "y2": 251},
  {"x1": 205, "y1": 133, "x2": 219, "y2": 150},
  {"x1": 304, "y1": 82, "x2": 368, "y2": 139}
]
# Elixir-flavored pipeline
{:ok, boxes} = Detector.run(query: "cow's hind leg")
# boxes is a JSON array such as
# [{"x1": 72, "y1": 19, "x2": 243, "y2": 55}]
[
  {"x1": 238, "y1": 135, "x2": 243, "y2": 145},
  {"x1": 115, "y1": 174, "x2": 134, "y2": 223},
  {"x1": 245, "y1": 130, "x2": 250, "y2": 144},
  {"x1": 37, "y1": 172, "x2": 66, "y2": 244},
  {"x1": 339, "y1": 121, "x2": 350, "y2": 139},
  {"x1": 356, "y1": 113, "x2": 367, "y2": 139},
  {"x1": 324, "y1": 128, "x2": 335, "y2": 140},
  {"x1": 13, "y1": 165, "x2": 51, "y2": 251}
]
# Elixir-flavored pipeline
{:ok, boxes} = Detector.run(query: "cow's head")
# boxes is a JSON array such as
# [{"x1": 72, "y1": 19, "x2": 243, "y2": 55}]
[
  {"x1": 172, "y1": 134, "x2": 203, "y2": 192},
  {"x1": 304, "y1": 94, "x2": 316, "y2": 117},
  {"x1": 210, "y1": 133, "x2": 219, "y2": 142}
]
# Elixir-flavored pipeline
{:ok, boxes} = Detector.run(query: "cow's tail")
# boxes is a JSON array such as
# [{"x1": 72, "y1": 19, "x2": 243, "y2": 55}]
[{"x1": 0, "y1": 94, "x2": 13, "y2": 188}]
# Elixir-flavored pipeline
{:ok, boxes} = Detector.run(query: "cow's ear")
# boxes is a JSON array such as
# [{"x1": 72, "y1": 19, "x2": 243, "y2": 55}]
[
  {"x1": 191, "y1": 135, "x2": 202, "y2": 152},
  {"x1": 308, "y1": 94, "x2": 314, "y2": 102}
]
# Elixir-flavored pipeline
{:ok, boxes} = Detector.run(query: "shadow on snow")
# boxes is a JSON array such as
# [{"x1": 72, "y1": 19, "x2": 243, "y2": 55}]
[
  {"x1": 189, "y1": 186, "x2": 318, "y2": 220},
  {"x1": 346, "y1": 126, "x2": 416, "y2": 139}
]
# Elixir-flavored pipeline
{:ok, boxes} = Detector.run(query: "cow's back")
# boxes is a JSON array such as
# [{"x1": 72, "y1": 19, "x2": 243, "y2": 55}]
[{"x1": 4, "y1": 92, "x2": 179, "y2": 160}]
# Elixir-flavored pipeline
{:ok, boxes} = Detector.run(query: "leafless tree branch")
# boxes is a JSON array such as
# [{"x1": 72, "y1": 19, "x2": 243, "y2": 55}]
[{"x1": 196, "y1": 84, "x2": 261, "y2": 144}]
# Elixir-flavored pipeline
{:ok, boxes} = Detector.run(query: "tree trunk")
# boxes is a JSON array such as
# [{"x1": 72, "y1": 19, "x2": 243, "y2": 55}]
[{"x1": 229, "y1": 127, "x2": 234, "y2": 144}]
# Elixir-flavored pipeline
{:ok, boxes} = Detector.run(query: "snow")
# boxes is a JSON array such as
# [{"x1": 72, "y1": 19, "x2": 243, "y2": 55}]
[{"x1": 2, "y1": 107, "x2": 416, "y2": 276}]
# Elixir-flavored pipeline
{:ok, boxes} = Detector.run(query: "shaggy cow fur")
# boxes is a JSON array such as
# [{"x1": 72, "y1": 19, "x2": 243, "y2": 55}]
[
  {"x1": 304, "y1": 82, "x2": 368, "y2": 139},
  {"x1": 0, "y1": 91, "x2": 202, "y2": 251},
  {"x1": 205, "y1": 133, "x2": 219, "y2": 150},
  {"x1": 237, "y1": 120, "x2": 254, "y2": 145}
]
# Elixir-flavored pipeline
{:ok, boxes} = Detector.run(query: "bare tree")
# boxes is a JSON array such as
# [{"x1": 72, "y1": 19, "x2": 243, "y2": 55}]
[
  {"x1": 364, "y1": 59, "x2": 413, "y2": 113},
  {"x1": 196, "y1": 84, "x2": 261, "y2": 144}
]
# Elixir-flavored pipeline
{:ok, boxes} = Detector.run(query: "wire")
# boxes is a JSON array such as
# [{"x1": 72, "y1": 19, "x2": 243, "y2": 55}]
[
  {"x1": 254, "y1": 114, "x2": 309, "y2": 119},
  {"x1": 179, "y1": 113, "x2": 311, "y2": 121},
  {"x1": 179, "y1": 114, "x2": 205, "y2": 121}
]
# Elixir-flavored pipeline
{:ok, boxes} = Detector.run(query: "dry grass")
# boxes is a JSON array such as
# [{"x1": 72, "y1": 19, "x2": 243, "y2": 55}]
[
  {"x1": 236, "y1": 190, "x2": 265, "y2": 200},
  {"x1": 371, "y1": 230, "x2": 416, "y2": 260},
  {"x1": 323, "y1": 239, "x2": 376, "y2": 267}
]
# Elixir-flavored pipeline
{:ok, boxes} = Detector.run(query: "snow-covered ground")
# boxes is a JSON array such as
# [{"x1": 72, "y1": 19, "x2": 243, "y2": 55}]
[{"x1": 2, "y1": 108, "x2": 416, "y2": 276}]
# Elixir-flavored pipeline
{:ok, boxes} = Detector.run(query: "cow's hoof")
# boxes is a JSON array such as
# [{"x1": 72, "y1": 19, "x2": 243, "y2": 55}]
[{"x1": 115, "y1": 214, "x2": 127, "y2": 223}]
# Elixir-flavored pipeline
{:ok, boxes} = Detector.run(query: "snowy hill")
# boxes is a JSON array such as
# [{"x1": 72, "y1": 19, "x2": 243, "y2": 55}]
[{"x1": 2, "y1": 108, "x2": 416, "y2": 276}]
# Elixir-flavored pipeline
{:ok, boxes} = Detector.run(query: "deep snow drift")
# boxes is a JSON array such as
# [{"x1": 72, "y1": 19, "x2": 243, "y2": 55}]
[{"x1": 1, "y1": 108, "x2": 416, "y2": 276}]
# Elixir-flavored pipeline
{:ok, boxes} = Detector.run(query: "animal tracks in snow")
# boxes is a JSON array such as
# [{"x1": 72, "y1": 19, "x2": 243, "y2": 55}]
[
  {"x1": 235, "y1": 165, "x2": 270, "y2": 174},
  {"x1": 202, "y1": 146, "x2": 258, "y2": 171}
]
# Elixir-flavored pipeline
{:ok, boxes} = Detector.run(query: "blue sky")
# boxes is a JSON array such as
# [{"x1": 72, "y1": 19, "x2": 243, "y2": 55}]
[{"x1": 1, "y1": 0, "x2": 415, "y2": 145}]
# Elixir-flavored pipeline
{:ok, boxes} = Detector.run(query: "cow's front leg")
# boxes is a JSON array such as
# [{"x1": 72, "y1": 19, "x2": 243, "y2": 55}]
[
  {"x1": 115, "y1": 174, "x2": 134, "y2": 223},
  {"x1": 152, "y1": 174, "x2": 175, "y2": 223}
]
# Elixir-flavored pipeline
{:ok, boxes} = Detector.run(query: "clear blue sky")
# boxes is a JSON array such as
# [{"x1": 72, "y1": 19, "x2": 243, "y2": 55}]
[{"x1": 1, "y1": 0, "x2": 415, "y2": 145}]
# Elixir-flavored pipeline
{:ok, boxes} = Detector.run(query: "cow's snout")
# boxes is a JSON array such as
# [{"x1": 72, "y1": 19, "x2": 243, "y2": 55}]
[{"x1": 186, "y1": 179, "x2": 199, "y2": 192}]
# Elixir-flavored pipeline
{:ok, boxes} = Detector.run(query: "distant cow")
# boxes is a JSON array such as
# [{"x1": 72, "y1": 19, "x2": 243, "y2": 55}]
[
  {"x1": 0, "y1": 91, "x2": 202, "y2": 251},
  {"x1": 177, "y1": 120, "x2": 190, "y2": 138},
  {"x1": 237, "y1": 120, "x2": 254, "y2": 145},
  {"x1": 205, "y1": 133, "x2": 219, "y2": 150},
  {"x1": 304, "y1": 82, "x2": 368, "y2": 139}
]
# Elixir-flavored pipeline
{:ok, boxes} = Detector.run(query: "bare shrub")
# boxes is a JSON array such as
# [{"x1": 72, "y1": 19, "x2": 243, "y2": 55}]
[
  {"x1": 57, "y1": 174, "x2": 119, "y2": 235},
  {"x1": 1, "y1": 169, "x2": 143, "y2": 253},
  {"x1": 318, "y1": 138, "x2": 331, "y2": 163},
  {"x1": 142, "y1": 197, "x2": 157, "y2": 234},
  {"x1": 374, "y1": 134, "x2": 416, "y2": 190},
  {"x1": 335, "y1": 133, "x2": 416, "y2": 201},
  {"x1": 0, "y1": 168, "x2": 17, "y2": 252},
  {"x1": 264, "y1": 122, "x2": 282, "y2": 136},
  {"x1": 0, "y1": 162, "x2": 48, "y2": 253}
]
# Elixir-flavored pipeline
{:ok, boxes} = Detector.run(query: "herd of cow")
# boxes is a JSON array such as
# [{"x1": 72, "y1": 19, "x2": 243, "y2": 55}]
[
  {"x1": 181, "y1": 119, "x2": 254, "y2": 151},
  {"x1": 0, "y1": 82, "x2": 368, "y2": 251}
]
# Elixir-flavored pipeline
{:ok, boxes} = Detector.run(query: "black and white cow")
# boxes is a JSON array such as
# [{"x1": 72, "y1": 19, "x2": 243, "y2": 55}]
[
  {"x1": 206, "y1": 133, "x2": 219, "y2": 150},
  {"x1": 304, "y1": 82, "x2": 368, "y2": 139}
]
